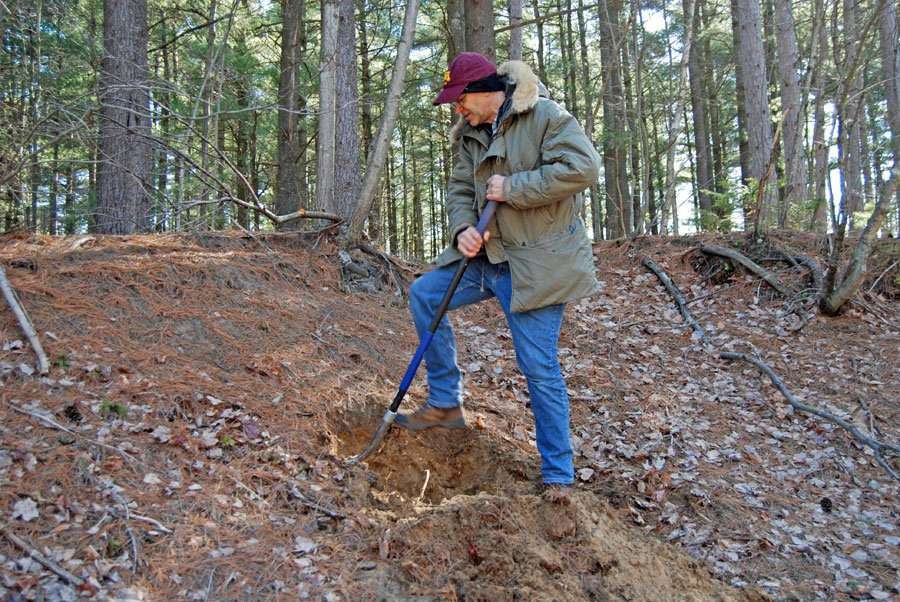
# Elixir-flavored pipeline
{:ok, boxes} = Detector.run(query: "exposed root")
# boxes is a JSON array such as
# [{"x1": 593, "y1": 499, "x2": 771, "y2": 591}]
[{"x1": 699, "y1": 244, "x2": 793, "y2": 297}]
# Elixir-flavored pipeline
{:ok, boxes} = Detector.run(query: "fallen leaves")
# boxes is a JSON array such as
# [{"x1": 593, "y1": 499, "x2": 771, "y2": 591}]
[{"x1": 12, "y1": 498, "x2": 39, "y2": 522}]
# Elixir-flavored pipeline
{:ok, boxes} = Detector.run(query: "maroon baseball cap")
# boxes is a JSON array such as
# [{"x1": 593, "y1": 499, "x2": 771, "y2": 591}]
[{"x1": 433, "y1": 52, "x2": 498, "y2": 105}]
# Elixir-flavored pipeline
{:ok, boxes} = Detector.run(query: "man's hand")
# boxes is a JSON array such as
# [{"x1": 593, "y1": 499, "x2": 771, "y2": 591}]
[
  {"x1": 486, "y1": 175, "x2": 507, "y2": 203},
  {"x1": 457, "y1": 226, "x2": 490, "y2": 258}
]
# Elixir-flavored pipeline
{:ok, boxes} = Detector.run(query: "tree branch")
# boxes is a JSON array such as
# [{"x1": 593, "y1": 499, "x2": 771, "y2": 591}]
[
  {"x1": 643, "y1": 256, "x2": 900, "y2": 483},
  {"x1": 0, "y1": 265, "x2": 49, "y2": 374},
  {"x1": 641, "y1": 256, "x2": 710, "y2": 344},
  {"x1": 2, "y1": 526, "x2": 86, "y2": 588},
  {"x1": 721, "y1": 351, "x2": 899, "y2": 482},
  {"x1": 9, "y1": 403, "x2": 145, "y2": 468}
]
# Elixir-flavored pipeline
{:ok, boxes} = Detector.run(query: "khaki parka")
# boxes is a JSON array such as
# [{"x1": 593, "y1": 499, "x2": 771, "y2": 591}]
[{"x1": 433, "y1": 60, "x2": 602, "y2": 313}]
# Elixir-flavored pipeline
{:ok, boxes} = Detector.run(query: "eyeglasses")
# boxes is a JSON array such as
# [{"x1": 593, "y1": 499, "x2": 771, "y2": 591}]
[{"x1": 452, "y1": 93, "x2": 468, "y2": 112}]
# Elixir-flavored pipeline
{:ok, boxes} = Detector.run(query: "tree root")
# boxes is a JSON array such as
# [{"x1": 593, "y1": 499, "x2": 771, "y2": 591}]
[{"x1": 699, "y1": 244, "x2": 794, "y2": 297}]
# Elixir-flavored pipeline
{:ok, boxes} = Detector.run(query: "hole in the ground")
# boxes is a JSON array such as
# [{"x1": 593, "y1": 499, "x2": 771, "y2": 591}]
[{"x1": 334, "y1": 410, "x2": 539, "y2": 504}]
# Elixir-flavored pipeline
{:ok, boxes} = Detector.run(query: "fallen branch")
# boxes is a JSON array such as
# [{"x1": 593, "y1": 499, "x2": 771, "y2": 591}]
[
  {"x1": 68, "y1": 236, "x2": 96, "y2": 252},
  {"x1": 110, "y1": 511, "x2": 172, "y2": 535},
  {"x1": 9, "y1": 403, "x2": 144, "y2": 467},
  {"x1": 641, "y1": 256, "x2": 710, "y2": 344},
  {"x1": 288, "y1": 481, "x2": 345, "y2": 519},
  {"x1": 227, "y1": 195, "x2": 342, "y2": 226},
  {"x1": 721, "y1": 352, "x2": 899, "y2": 482},
  {"x1": 642, "y1": 257, "x2": 900, "y2": 483},
  {"x1": 2, "y1": 525, "x2": 86, "y2": 587},
  {"x1": 699, "y1": 244, "x2": 794, "y2": 297},
  {"x1": 0, "y1": 265, "x2": 50, "y2": 374},
  {"x1": 867, "y1": 259, "x2": 899, "y2": 295}
]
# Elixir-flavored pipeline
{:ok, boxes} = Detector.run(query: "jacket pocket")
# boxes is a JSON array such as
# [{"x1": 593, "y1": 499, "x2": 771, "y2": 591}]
[{"x1": 504, "y1": 222, "x2": 597, "y2": 312}]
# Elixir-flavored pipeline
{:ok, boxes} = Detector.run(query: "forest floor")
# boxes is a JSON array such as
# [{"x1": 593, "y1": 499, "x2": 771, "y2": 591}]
[{"x1": 0, "y1": 229, "x2": 898, "y2": 601}]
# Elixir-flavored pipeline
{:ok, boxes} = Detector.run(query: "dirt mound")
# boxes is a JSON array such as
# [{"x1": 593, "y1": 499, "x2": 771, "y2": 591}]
[
  {"x1": 2, "y1": 230, "x2": 897, "y2": 601},
  {"x1": 377, "y1": 492, "x2": 761, "y2": 601}
]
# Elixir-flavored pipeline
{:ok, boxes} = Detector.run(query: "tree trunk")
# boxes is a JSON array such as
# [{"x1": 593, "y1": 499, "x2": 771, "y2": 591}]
[
  {"x1": 411, "y1": 143, "x2": 423, "y2": 259},
  {"x1": 821, "y1": 170, "x2": 899, "y2": 314},
  {"x1": 198, "y1": 0, "x2": 219, "y2": 230},
  {"x1": 809, "y1": 0, "x2": 829, "y2": 232},
  {"x1": 704, "y1": 0, "x2": 724, "y2": 197},
  {"x1": 64, "y1": 166, "x2": 76, "y2": 235},
  {"x1": 598, "y1": 0, "x2": 631, "y2": 238},
  {"x1": 531, "y1": 0, "x2": 547, "y2": 83},
  {"x1": 49, "y1": 142, "x2": 59, "y2": 235},
  {"x1": 250, "y1": 110, "x2": 260, "y2": 230},
  {"x1": 563, "y1": 0, "x2": 579, "y2": 119},
  {"x1": 333, "y1": 0, "x2": 360, "y2": 220},
  {"x1": 346, "y1": 0, "x2": 419, "y2": 242},
  {"x1": 234, "y1": 68, "x2": 252, "y2": 229},
  {"x1": 634, "y1": 0, "x2": 652, "y2": 235},
  {"x1": 838, "y1": 0, "x2": 864, "y2": 229},
  {"x1": 731, "y1": 0, "x2": 775, "y2": 229},
  {"x1": 387, "y1": 146, "x2": 398, "y2": 253},
  {"x1": 275, "y1": 0, "x2": 307, "y2": 228},
  {"x1": 96, "y1": 0, "x2": 152, "y2": 234},
  {"x1": 215, "y1": 118, "x2": 227, "y2": 228},
  {"x1": 155, "y1": 17, "x2": 171, "y2": 232},
  {"x1": 464, "y1": 0, "x2": 495, "y2": 59},
  {"x1": 577, "y1": 0, "x2": 601, "y2": 239},
  {"x1": 648, "y1": 102, "x2": 661, "y2": 235},
  {"x1": 358, "y1": 5, "x2": 378, "y2": 241},
  {"x1": 446, "y1": 0, "x2": 466, "y2": 59},
  {"x1": 401, "y1": 125, "x2": 409, "y2": 256},
  {"x1": 662, "y1": 0, "x2": 695, "y2": 236},
  {"x1": 685, "y1": 0, "x2": 713, "y2": 228},
  {"x1": 879, "y1": 0, "x2": 899, "y2": 231},
  {"x1": 508, "y1": 0, "x2": 523, "y2": 60},
  {"x1": 773, "y1": 0, "x2": 804, "y2": 227},
  {"x1": 316, "y1": 0, "x2": 339, "y2": 214}
]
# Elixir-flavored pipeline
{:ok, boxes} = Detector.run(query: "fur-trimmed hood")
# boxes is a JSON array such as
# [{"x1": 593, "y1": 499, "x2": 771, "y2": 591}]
[
  {"x1": 449, "y1": 60, "x2": 544, "y2": 142},
  {"x1": 497, "y1": 60, "x2": 543, "y2": 115}
]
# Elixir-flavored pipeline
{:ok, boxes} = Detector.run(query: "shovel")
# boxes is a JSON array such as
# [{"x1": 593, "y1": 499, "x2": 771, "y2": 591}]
[{"x1": 346, "y1": 200, "x2": 498, "y2": 465}]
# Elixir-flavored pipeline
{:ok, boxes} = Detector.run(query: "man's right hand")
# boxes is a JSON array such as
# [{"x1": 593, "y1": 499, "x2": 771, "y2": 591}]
[{"x1": 457, "y1": 226, "x2": 490, "y2": 258}]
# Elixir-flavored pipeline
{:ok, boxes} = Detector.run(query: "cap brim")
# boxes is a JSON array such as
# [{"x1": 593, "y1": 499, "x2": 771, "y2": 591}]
[{"x1": 433, "y1": 82, "x2": 467, "y2": 105}]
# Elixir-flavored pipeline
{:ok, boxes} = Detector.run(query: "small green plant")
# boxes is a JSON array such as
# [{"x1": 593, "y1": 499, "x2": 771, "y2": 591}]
[
  {"x1": 106, "y1": 536, "x2": 123, "y2": 557},
  {"x1": 219, "y1": 434, "x2": 237, "y2": 448},
  {"x1": 99, "y1": 400, "x2": 128, "y2": 417},
  {"x1": 53, "y1": 355, "x2": 70, "y2": 369}
]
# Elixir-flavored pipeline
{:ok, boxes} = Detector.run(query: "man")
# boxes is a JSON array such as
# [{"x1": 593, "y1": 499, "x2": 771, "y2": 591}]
[{"x1": 396, "y1": 52, "x2": 600, "y2": 502}]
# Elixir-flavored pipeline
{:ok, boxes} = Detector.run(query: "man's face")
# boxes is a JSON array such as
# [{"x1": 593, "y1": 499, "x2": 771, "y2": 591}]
[{"x1": 453, "y1": 92, "x2": 497, "y2": 127}]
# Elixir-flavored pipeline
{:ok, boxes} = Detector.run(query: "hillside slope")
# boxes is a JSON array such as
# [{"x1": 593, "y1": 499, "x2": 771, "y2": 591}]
[{"x1": 1, "y1": 231, "x2": 897, "y2": 601}]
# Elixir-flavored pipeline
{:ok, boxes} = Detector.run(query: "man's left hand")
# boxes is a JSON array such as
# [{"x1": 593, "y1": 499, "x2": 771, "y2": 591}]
[{"x1": 486, "y1": 175, "x2": 507, "y2": 203}]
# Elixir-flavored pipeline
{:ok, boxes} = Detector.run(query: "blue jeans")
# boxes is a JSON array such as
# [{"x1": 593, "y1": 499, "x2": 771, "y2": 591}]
[{"x1": 408, "y1": 257, "x2": 574, "y2": 485}]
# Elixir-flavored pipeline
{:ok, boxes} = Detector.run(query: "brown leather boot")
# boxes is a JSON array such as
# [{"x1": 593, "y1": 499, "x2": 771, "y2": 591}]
[
  {"x1": 542, "y1": 483, "x2": 574, "y2": 505},
  {"x1": 395, "y1": 403, "x2": 466, "y2": 430}
]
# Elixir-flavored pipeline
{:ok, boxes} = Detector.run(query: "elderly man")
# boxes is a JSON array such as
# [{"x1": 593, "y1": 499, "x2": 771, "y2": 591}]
[{"x1": 396, "y1": 52, "x2": 600, "y2": 502}]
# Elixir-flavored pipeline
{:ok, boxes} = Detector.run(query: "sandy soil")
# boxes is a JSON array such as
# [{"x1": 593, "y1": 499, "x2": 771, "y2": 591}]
[{"x1": 1, "y1": 230, "x2": 896, "y2": 601}]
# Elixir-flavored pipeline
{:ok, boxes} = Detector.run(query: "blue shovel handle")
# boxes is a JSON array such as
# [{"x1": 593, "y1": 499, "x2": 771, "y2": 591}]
[{"x1": 390, "y1": 200, "x2": 498, "y2": 411}]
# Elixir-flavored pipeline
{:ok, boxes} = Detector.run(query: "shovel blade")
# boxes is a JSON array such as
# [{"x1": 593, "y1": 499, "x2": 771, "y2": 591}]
[{"x1": 345, "y1": 410, "x2": 397, "y2": 465}]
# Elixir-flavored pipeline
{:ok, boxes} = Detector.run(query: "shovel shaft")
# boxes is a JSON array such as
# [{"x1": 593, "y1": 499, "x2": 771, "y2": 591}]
[{"x1": 388, "y1": 200, "x2": 498, "y2": 413}]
